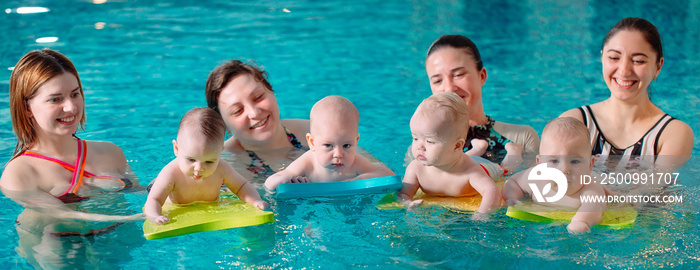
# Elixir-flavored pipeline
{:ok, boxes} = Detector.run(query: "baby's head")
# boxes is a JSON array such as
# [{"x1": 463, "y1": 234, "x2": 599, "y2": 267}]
[
  {"x1": 538, "y1": 117, "x2": 594, "y2": 194},
  {"x1": 173, "y1": 107, "x2": 227, "y2": 180},
  {"x1": 410, "y1": 92, "x2": 470, "y2": 166},
  {"x1": 307, "y1": 96, "x2": 360, "y2": 171}
]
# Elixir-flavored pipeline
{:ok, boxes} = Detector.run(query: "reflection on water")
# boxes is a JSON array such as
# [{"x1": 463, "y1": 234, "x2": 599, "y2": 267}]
[
  {"x1": 7, "y1": 192, "x2": 145, "y2": 269},
  {"x1": 1, "y1": 0, "x2": 699, "y2": 268},
  {"x1": 16, "y1": 216, "x2": 144, "y2": 269}
]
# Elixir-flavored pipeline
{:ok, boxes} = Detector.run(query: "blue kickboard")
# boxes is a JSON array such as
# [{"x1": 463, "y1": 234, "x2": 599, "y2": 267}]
[{"x1": 276, "y1": 175, "x2": 402, "y2": 199}]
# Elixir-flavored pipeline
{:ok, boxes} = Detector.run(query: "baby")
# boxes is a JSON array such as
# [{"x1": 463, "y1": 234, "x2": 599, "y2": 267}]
[
  {"x1": 264, "y1": 96, "x2": 394, "y2": 190},
  {"x1": 502, "y1": 117, "x2": 605, "y2": 233},
  {"x1": 399, "y1": 92, "x2": 501, "y2": 216},
  {"x1": 145, "y1": 107, "x2": 268, "y2": 225}
]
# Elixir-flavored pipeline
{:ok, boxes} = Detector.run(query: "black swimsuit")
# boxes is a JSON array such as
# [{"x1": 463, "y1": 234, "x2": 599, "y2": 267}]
[
  {"x1": 246, "y1": 127, "x2": 305, "y2": 178},
  {"x1": 464, "y1": 116, "x2": 512, "y2": 164}
]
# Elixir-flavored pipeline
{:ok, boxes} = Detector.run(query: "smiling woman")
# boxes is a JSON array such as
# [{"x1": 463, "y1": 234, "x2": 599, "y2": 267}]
[
  {"x1": 559, "y1": 17, "x2": 694, "y2": 171},
  {"x1": 1, "y1": 49, "x2": 145, "y2": 269},
  {"x1": 205, "y1": 60, "x2": 311, "y2": 180},
  {"x1": 424, "y1": 35, "x2": 541, "y2": 173}
]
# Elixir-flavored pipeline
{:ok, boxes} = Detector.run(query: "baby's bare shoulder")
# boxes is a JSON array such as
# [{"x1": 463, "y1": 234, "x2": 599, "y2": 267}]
[{"x1": 579, "y1": 182, "x2": 605, "y2": 195}]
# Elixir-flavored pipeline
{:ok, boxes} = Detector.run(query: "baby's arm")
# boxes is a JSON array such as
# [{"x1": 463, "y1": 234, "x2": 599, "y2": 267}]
[
  {"x1": 469, "y1": 171, "x2": 502, "y2": 214},
  {"x1": 502, "y1": 169, "x2": 529, "y2": 206},
  {"x1": 347, "y1": 155, "x2": 394, "y2": 181},
  {"x1": 568, "y1": 184, "x2": 606, "y2": 233},
  {"x1": 144, "y1": 165, "x2": 177, "y2": 225},
  {"x1": 398, "y1": 162, "x2": 423, "y2": 208},
  {"x1": 221, "y1": 162, "x2": 268, "y2": 210},
  {"x1": 263, "y1": 152, "x2": 313, "y2": 190}
]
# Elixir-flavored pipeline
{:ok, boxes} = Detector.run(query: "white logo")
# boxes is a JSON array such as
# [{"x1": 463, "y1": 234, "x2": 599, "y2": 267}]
[{"x1": 528, "y1": 163, "x2": 568, "y2": 203}]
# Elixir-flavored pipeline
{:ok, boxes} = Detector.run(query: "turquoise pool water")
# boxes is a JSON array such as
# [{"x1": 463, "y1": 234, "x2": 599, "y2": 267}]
[{"x1": 2, "y1": 0, "x2": 699, "y2": 268}]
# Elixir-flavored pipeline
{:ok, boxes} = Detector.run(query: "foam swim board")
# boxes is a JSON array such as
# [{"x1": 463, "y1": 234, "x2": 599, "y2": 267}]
[
  {"x1": 376, "y1": 189, "x2": 484, "y2": 213},
  {"x1": 276, "y1": 175, "x2": 402, "y2": 199},
  {"x1": 506, "y1": 202, "x2": 637, "y2": 229},
  {"x1": 143, "y1": 196, "x2": 274, "y2": 240},
  {"x1": 376, "y1": 181, "x2": 505, "y2": 213}
]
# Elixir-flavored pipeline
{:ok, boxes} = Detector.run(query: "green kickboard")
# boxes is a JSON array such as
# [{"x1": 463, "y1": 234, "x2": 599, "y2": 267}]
[
  {"x1": 377, "y1": 190, "x2": 483, "y2": 213},
  {"x1": 143, "y1": 196, "x2": 274, "y2": 240},
  {"x1": 506, "y1": 202, "x2": 637, "y2": 229}
]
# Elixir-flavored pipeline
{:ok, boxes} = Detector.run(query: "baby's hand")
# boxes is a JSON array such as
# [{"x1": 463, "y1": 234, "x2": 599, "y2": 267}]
[
  {"x1": 471, "y1": 211, "x2": 490, "y2": 221},
  {"x1": 408, "y1": 199, "x2": 423, "y2": 208},
  {"x1": 603, "y1": 186, "x2": 621, "y2": 196},
  {"x1": 150, "y1": 215, "x2": 170, "y2": 225},
  {"x1": 468, "y1": 139, "x2": 489, "y2": 156},
  {"x1": 252, "y1": 200, "x2": 270, "y2": 210},
  {"x1": 405, "y1": 199, "x2": 423, "y2": 213},
  {"x1": 505, "y1": 199, "x2": 523, "y2": 207},
  {"x1": 288, "y1": 176, "x2": 310, "y2": 183},
  {"x1": 567, "y1": 221, "x2": 591, "y2": 233}
]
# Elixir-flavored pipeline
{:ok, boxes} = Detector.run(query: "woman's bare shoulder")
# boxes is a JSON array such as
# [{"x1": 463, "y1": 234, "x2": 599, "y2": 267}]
[
  {"x1": 281, "y1": 119, "x2": 310, "y2": 135},
  {"x1": 85, "y1": 140, "x2": 129, "y2": 170},
  {"x1": 86, "y1": 140, "x2": 124, "y2": 155},
  {"x1": 558, "y1": 108, "x2": 585, "y2": 121},
  {"x1": 658, "y1": 118, "x2": 694, "y2": 155},
  {"x1": 1, "y1": 156, "x2": 40, "y2": 190}
]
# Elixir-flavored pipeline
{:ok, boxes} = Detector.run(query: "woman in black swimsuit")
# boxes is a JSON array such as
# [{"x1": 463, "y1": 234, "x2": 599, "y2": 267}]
[
  {"x1": 205, "y1": 60, "x2": 310, "y2": 180},
  {"x1": 559, "y1": 17, "x2": 693, "y2": 171}
]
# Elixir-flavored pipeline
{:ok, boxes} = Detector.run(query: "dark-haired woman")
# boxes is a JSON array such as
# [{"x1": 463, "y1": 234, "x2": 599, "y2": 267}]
[
  {"x1": 205, "y1": 60, "x2": 310, "y2": 180},
  {"x1": 425, "y1": 35, "x2": 540, "y2": 174},
  {"x1": 560, "y1": 17, "x2": 693, "y2": 171}
]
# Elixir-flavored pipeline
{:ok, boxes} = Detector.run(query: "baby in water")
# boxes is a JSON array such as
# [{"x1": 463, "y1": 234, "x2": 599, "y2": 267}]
[
  {"x1": 145, "y1": 107, "x2": 268, "y2": 225},
  {"x1": 264, "y1": 96, "x2": 394, "y2": 190},
  {"x1": 399, "y1": 92, "x2": 501, "y2": 216},
  {"x1": 502, "y1": 117, "x2": 606, "y2": 233}
]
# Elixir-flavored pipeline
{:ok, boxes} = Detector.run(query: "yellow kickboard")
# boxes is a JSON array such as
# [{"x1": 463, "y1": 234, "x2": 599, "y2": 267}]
[
  {"x1": 506, "y1": 202, "x2": 637, "y2": 229},
  {"x1": 377, "y1": 190, "x2": 484, "y2": 213},
  {"x1": 143, "y1": 196, "x2": 274, "y2": 240}
]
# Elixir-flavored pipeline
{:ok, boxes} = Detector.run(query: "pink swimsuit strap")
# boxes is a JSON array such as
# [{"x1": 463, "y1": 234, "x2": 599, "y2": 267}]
[{"x1": 21, "y1": 138, "x2": 129, "y2": 203}]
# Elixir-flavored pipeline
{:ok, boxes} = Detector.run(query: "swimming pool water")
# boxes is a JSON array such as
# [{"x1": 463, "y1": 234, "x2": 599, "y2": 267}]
[{"x1": 1, "y1": 0, "x2": 699, "y2": 268}]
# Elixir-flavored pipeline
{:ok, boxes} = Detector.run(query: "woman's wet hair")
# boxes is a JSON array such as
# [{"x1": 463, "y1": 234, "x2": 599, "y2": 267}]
[
  {"x1": 426, "y1": 35, "x2": 483, "y2": 71},
  {"x1": 602, "y1": 17, "x2": 663, "y2": 63},
  {"x1": 205, "y1": 60, "x2": 273, "y2": 114},
  {"x1": 9, "y1": 49, "x2": 85, "y2": 159}
]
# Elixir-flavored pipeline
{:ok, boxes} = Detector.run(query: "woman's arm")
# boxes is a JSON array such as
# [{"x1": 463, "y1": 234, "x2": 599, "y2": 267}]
[
  {"x1": 655, "y1": 120, "x2": 694, "y2": 171},
  {"x1": 92, "y1": 141, "x2": 143, "y2": 189},
  {"x1": 1, "y1": 159, "x2": 144, "y2": 222}
]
